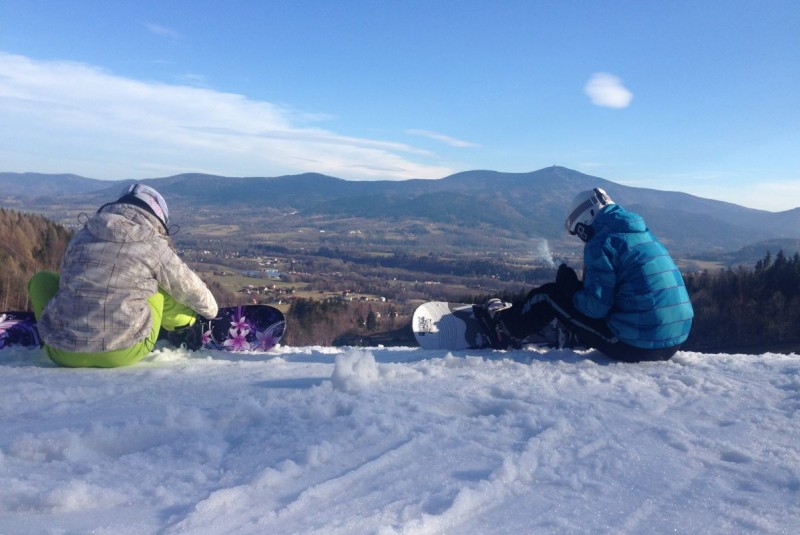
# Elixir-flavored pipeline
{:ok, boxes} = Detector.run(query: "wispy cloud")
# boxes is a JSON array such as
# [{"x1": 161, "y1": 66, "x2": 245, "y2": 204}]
[
  {"x1": 176, "y1": 72, "x2": 210, "y2": 87},
  {"x1": 144, "y1": 22, "x2": 182, "y2": 40},
  {"x1": 584, "y1": 72, "x2": 633, "y2": 109},
  {"x1": 405, "y1": 129, "x2": 480, "y2": 148},
  {"x1": 0, "y1": 52, "x2": 453, "y2": 180}
]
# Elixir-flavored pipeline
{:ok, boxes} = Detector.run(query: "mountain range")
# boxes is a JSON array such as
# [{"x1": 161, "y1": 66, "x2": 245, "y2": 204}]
[{"x1": 3, "y1": 166, "x2": 799, "y2": 259}]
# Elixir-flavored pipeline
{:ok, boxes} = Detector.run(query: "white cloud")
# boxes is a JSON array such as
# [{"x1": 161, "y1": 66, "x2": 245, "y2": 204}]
[
  {"x1": 0, "y1": 52, "x2": 453, "y2": 180},
  {"x1": 584, "y1": 72, "x2": 633, "y2": 109},
  {"x1": 405, "y1": 129, "x2": 480, "y2": 148},
  {"x1": 144, "y1": 23, "x2": 182, "y2": 40}
]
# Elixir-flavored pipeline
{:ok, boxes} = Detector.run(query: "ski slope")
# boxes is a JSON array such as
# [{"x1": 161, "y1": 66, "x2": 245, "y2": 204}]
[{"x1": 1, "y1": 344, "x2": 798, "y2": 534}]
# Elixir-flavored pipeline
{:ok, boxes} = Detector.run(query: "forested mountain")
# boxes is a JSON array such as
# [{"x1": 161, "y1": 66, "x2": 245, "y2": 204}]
[
  {"x1": 0, "y1": 209, "x2": 73, "y2": 310},
  {"x1": 3, "y1": 167, "x2": 800, "y2": 256}
]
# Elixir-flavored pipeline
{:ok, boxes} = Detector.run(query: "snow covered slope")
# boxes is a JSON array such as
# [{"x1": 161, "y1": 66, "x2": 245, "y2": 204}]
[{"x1": 1, "y1": 344, "x2": 798, "y2": 534}]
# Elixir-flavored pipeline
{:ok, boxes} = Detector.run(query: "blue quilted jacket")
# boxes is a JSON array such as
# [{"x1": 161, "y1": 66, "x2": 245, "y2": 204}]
[{"x1": 573, "y1": 204, "x2": 693, "y2": 349}]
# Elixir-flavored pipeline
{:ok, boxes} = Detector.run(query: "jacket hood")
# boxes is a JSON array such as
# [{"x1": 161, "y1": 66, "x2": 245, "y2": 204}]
[
  {"x1": 592, "y1": 204, "x2": 646, "y2": 234},
  {"x1": 87, "y1": 204, "x2": 163, "y2": 243}
]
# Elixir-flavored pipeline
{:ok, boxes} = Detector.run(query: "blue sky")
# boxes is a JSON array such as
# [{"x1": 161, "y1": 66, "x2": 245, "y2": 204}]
[{"x1": 1, "y1": 1, "x2": 798, "y2": 211}]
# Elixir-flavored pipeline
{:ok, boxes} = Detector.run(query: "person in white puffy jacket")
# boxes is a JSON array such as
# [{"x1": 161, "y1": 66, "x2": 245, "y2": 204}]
[{"x1": 28, "y1": 184, "x2": 218, "y2": 367}]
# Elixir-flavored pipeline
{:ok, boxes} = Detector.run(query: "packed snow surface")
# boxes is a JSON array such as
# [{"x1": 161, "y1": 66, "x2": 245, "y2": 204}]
[{"x1": 1, "y1": 344, "x2": 799, "y2": 534}]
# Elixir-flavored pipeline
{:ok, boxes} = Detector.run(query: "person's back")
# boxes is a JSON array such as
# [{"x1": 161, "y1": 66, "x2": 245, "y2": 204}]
[
  {"x1": 29, "y1": 184, "x2": 218, "y2": 367},
  {"x1": 40, "y1": 203, "x2": 183, "y2": 352},
  {"x1": 576, "y1": 204, "x2": 693, "y2": 349},
  {"x1": 482, "y1": 187, "x2": 693, "y2": 362}
]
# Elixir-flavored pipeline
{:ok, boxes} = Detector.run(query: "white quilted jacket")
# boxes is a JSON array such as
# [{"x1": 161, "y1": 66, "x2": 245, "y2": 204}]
[{"x1": 38, "y1": 203, "x2": 218, "y2": 352}]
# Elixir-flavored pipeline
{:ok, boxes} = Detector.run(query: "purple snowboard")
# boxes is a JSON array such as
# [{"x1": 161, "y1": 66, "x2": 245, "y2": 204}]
[
  {"x1": 194, "y1": 305, "x2": 286, "y2": 352},
  {"x1": 1, "y1": 305, "x2": 286, "y2": 353},
  {"x1": 0, "y1": 311, "x2": 42, "y2": 349}
]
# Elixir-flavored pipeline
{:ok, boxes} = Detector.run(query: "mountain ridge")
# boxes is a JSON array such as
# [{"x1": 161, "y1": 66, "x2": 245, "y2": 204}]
[{"x1": 3, "y1": 166, "x2": 799, "y2": 256}]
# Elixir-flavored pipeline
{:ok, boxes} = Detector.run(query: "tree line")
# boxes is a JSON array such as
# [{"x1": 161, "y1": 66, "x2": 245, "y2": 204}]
[
  {"x1": 0, "y1": 208, "x2": 72, "y2": 310},
  {"x1": 283, "y1": 298, "x2": 407, "y2": 346},
  {"x1": 463, "y1": 250, "x2": 800, "y2": 354},
  {"x1": 683, "y1": 250, "x2": 800, "y2": 353}
]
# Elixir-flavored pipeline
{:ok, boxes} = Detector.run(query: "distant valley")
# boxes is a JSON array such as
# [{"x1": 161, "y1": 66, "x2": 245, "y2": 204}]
[
  {"x1": 5, "y1": 166, "x2": 799, "y2": 265},
  {"x1": 4, "y1": 168, "x2": 800, "y2": 351}
]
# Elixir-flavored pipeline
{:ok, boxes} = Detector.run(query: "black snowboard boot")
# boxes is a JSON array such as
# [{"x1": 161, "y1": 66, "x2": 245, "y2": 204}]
[
  {"x1": 473, "y1": 299, "x2": 518, "y2": 349},
  {"x1": 164, "y1": 322, "x2": 204, "y2": 351}
]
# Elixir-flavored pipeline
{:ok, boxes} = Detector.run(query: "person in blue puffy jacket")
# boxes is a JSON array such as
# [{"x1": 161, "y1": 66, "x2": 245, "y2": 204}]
[{"x1": 480, "y1": 188, "x2": 693, "y2": 362}]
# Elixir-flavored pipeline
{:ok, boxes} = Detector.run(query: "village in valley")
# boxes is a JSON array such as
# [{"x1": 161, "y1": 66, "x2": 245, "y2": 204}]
[{"x1": 173, "y1": 229, "x2": 566, "y2": 346}]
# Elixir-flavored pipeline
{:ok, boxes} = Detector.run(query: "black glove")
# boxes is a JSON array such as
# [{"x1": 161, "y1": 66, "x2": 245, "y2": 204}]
[{"x1": 556, "y1": 263, "x2": 582, "y2": 297}]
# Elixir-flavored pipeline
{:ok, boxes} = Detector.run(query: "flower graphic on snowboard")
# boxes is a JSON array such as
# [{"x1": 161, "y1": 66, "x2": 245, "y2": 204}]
[
  {"x1": 200, "y1": 306, "x2": 285, "y2": 352},
  {"x1": 223, "y1": 311, "x2": 252, "y2": 351},
  {"x1": 224, "y1": 332, "x2": 251, "y2": 351},
  {"x1": 254, "y1": 321, "x2": 285, "y2": 350}
]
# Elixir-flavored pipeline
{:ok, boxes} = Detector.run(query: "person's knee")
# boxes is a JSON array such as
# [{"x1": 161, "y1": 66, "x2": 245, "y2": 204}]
[
  {"x1": 157, "y1": 291, "x2": 197, "y2": 332},
  {"x1": 28, "y1": 271, "x2": 60, "y2": 318},
  {"x1": 28, "y1": 270, "x2": 59, "y2": 292}
]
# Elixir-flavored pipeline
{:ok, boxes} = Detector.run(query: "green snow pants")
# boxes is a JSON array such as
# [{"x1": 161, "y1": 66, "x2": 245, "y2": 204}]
[{"x1": 28, "y1": 271, "x2": 197, "y2": 368}]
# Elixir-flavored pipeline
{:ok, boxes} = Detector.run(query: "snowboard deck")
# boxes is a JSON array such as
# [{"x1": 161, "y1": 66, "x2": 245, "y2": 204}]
[
  {"x1": 0, "y1": 305, "x2": 286, "y2": 353},
  {"x1": 412, "y1": 301, "x2": 576, "y2": 351},
  {"x1": 412, "y1": 302, "x2": 491, "y2": 350},
  {"x1": 191, "y1": 304, "x2": 286, "y2": 352},
  {"x1": 0, "y1": 311, "x2": 41, "y2": 349}
]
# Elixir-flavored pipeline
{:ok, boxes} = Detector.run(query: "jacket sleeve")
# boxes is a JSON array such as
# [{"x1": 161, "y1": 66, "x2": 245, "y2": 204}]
[
  {"x1": 572, "y1": 240, "x2": 616, "y2": 319},
  {"x1": 153, "y1": 238, "x2": 219, "y2": 319}
]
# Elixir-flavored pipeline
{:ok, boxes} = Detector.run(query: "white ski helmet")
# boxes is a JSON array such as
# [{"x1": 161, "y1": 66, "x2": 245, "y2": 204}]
[
  {"x1": 565, "y1": 188, "x2": 614, "y2": 237},
  {"x1": 119, "y1": 183, "x2": 169, "y2": 229}
]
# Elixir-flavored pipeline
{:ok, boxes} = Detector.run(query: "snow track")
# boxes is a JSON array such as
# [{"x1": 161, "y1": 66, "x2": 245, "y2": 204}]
[{"x1": 1, "y1": 345, "x2": 799, "y2": 534}]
